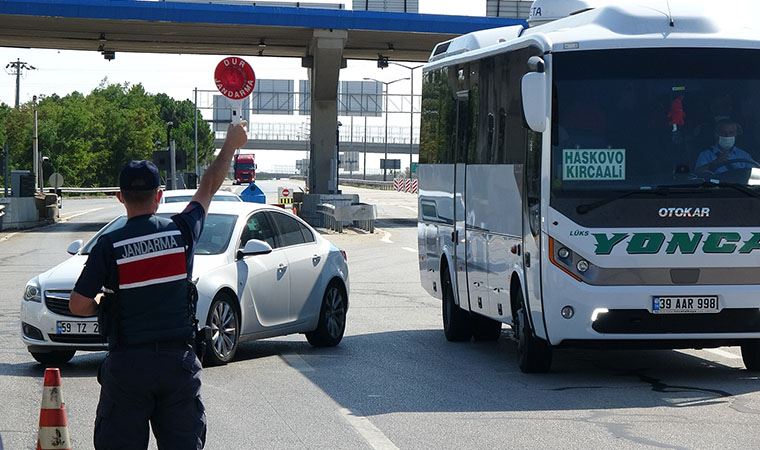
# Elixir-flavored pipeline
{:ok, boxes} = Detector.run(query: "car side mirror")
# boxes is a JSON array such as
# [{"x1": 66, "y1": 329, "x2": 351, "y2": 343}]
[
  {"x1": 67, "y1": 239, "x2": 83, "y2": 255},
  {"x1": 237, "y1": 239, "x2": 272, "y2": 259}
]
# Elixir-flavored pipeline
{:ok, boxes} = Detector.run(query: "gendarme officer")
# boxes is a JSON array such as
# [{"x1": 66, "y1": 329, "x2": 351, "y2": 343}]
[{"x1": 70, "y1": 122, "x2": 248, "y2": 449}]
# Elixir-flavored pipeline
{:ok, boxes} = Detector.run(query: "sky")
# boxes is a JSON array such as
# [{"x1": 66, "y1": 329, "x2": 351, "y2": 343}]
[{"x1": 0, "y1": 0, "x2": 489, "y2": 172}]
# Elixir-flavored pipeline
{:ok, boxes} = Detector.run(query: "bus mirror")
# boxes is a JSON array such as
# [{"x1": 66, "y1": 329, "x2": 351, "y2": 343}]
[{"x1": 521, "y1": 72, "x2": 548, "y2": 133}]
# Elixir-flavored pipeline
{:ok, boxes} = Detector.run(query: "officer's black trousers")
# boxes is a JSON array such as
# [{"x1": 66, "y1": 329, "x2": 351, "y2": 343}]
[{"x1": 94, "y1": 346, "x2": 206, "y2": 450}]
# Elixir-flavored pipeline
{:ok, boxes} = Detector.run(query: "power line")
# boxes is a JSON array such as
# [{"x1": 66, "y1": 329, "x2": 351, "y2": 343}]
[{"x1": 5, "y1": 59, "x2": 36, "y2": 108}]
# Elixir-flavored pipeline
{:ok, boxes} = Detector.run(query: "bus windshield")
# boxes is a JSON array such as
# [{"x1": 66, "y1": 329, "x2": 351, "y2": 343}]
[{"x1": 552, "y1": 48, "x2": 760, "y2": 199}]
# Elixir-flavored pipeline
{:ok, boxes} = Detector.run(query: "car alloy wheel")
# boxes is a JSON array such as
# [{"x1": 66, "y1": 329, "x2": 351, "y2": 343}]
[
  {"x1": 205, "y1": 294, "x2": 240, "y2": 366},
  {"x1": 211, "y1": 301, "x2": 237, "y2": 358},
  {"x1": 306, "y1": 282, "x2": 347, "y2": 347},
  {"x1": 325, "y1": 286, "x2": 346, "y2": 340}
]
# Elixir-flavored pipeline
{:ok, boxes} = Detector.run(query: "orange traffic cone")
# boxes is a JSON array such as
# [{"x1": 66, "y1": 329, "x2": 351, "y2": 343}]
[{"x1": 36, "y1": 368, "x2": 71, "y2": 450}]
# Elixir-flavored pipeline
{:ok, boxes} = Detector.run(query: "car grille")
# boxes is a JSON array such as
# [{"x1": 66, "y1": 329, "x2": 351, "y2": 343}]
[
  {"x1": 48, "y1": 334, "x2": 107, "y2": 344},
  {"x1": 592, "y1": 308, "x2": 760, "y2": 334},
  {"x1": 45, "y1": 291, "x2": 96, "y2": 318}
]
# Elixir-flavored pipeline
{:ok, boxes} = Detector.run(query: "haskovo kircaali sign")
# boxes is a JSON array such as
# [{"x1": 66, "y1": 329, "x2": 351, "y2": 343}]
[{"x1": 563, "y1": 149, "x2": 626, "y2": 181}]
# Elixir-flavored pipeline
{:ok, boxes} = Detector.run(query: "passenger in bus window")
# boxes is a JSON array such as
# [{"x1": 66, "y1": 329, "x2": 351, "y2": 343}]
[{"x1": 694, "y1": 119, "x2": 759, "y2": 174}]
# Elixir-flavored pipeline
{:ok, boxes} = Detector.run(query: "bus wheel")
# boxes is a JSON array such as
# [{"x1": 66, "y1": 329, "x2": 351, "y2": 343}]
[
  {"x1": 514, "y1": 291, "x2": 552, "y2": 373},
  {"x1": 741, "y1": 341, "x2": 760, "y2": 371},
  {"x1": 472, "y1": 314, "x2": 502, "y2": 341},
  {"x1": 442, "y1": 269, "x2": 472, "y2": 342}
]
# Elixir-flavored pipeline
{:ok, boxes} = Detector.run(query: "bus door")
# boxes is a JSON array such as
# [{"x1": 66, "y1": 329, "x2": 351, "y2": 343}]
[
  {"x1": 454, "y1": 90, "x2": 471, "y2": 310},
  {"x1": 522, "y1": 130, "x2": 547, "y2": 338}
]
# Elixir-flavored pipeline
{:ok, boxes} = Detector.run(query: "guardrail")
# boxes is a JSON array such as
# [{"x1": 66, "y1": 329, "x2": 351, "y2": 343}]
[
  {"x1": 60, "y1": 187, "x2": 120, "y2": 194},
  {"x1": 318, "y1": 202, "x2": 376, "y2": 233},
  {"x1": 339, "y1": 178, "x2": 394, "y2": 191}
]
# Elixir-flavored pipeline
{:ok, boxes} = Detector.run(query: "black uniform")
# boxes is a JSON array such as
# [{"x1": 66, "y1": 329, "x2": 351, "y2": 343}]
[{"x1": 75, "y1": 201, "x2": 207, "y2": 450}]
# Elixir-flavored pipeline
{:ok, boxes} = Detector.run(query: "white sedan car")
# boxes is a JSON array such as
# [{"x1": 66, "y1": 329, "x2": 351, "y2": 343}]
[
  {"x1": 160, "y1": 188, "x2": 241, "y2": 204},
  {"x1": 20, "y1": 202, "x2": 349, "y2": 366}
]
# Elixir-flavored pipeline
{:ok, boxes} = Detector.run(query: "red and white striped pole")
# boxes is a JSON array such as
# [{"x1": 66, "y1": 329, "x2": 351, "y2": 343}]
[{"x1": 36, "y1": 368, "x2": 71, "y2": 450}]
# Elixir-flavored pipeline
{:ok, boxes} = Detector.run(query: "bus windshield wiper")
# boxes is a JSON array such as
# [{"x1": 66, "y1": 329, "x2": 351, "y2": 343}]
[
  {"x1": 575, "y1": 187, "x2": 668, "y2": 214},
  {"x1": 656, "y1": 180, "x2": 760, "y2": 198},
  {"x1": 577, "y1": 180, "x2": 760, "y2": 215}
]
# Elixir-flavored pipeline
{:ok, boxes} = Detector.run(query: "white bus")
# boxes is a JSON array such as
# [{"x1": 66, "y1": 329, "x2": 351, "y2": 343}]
[{"x1": 417, "y1": 0, "x2": 760, "y2": 373}]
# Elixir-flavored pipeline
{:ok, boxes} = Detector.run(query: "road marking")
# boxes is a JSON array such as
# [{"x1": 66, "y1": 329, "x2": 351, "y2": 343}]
[
  {"x1": 0, "y1": 232, "x2": 18, "y2": 242},
  {"x1": 705, "y1": 348, "x2": 742, "y2": 359},
  {"x1": 402, "y1": 247, "x2": 416, "y2": 253},
  {"x1": 338, "y1": 408, "x2": 399, "y2": 450},
  {"x1": 281, "y1": 354, "x2": 315, "y2": 372},
  {"x1": 280, "y1": 352, "x2": 403, "y2": 450},
  {"x1": 60, "y1": 207, "x2": 105, "y2": 222},
  {"x1": 0, "y1": 206, "x2": 104, "y2": 240},
  {"x1": 378, "y1": 229, "x2": 393, "y2": 244}
]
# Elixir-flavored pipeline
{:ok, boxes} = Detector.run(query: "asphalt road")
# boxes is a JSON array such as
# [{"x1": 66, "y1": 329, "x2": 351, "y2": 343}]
[{"x1": 1, "y1": 183, "x2": 759, "y2": 449}]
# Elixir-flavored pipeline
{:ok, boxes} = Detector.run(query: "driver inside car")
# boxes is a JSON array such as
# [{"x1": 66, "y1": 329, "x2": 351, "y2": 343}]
[{"x1": 695, "y1": 119, "x2": 759, "y2": 174}]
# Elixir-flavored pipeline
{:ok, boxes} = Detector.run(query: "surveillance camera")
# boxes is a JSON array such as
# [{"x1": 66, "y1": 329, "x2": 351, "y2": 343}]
[{"x1": 102, "y1": 50, "x2": 115, "y2": 61}]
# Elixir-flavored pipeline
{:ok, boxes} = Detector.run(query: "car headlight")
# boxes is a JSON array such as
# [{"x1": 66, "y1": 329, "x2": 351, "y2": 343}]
[{"x1": 23, "y1": 279, "x2": 42, "y2": 303}]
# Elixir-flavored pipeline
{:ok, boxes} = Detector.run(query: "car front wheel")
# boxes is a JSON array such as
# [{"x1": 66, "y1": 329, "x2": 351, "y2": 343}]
[
  {"x1": 306, "y1": 282, "x2": 347, "y2": 347},
  {"x1": 204, "y1": 294, "x2": 240, "y2": 366},
  {"x1": 31, "y1": 350, "x2": 76, "y2": 366}
]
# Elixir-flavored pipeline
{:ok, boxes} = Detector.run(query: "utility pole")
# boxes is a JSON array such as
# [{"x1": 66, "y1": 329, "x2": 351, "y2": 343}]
[
  {"x1": 3, "y1": 143, "x2": 8, "y2": 197},
  {"x1": 5, "y1": 59, "x2": 36, "y2": 109},
  {"x1": 194, "y1": 87, "x2": 199, "y2": 177},
  {"x1": 33, "y1": 95, "x2": 39, "y2": 192},
  {"x1": 166, "y1": 121, "x2": 175, "y2": 190}
]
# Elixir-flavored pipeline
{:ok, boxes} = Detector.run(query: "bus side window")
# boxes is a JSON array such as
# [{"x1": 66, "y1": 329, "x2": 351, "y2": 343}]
[
  {"x1": 526, "y1": 129, "x2": 542, "y2": 236},
  {"x1": 487, "y1": 113, "x2": 495, "y2": 156},
  {"x1": 498, "y1": 108, "x2": 507, "y2": 163}
]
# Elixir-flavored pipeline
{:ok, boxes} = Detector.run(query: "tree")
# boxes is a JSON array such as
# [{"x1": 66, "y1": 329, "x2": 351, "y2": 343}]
[
  {"x1": 0, "y1": 83, "x2": 215, "y2": 188},
  {"x1": 155, "y1": 93, "x2": 215, "y2": 171}
]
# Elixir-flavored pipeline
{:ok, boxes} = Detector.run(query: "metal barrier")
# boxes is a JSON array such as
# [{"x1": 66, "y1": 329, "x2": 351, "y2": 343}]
[
  {"x1": 59, "y1": 186, "x2": 168, "y2": 194},
  {"x1": 338, "y1": 179, "x2": 394, "y2": 191},
  {"x1": 317, "y1": 202, "x2": 376, "y2": 233},
  {"x1": 60, "y1": 187, "x2": 120, "y2": 193}
]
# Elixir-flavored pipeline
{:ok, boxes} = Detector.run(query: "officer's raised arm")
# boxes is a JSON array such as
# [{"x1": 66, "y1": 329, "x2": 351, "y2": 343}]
[{"x1": 191, "y1": 122, "x2": 249, "y2": 214}]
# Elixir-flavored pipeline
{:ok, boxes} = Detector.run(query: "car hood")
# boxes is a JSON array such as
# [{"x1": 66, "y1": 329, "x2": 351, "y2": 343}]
[
  {"x1": 37, "y1": 253, "x2": 230, "y2": 290},
  {"x1": 38, "y1": 255, "x2": 88, "y2": 290}
]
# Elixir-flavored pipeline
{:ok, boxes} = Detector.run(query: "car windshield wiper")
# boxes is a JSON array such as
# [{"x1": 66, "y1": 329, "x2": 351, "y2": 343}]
[
  {"x1": 576, "y1": 187, "x2": 668, "y2": 214},
  {"x1": 656, "y1": 180, "x2": 760, "y2": 198}
]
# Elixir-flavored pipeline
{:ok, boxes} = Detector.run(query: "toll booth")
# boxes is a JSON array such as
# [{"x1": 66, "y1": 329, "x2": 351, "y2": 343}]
[{"x1": 11, "y1": 170, "x2": 34, "y2": 197}]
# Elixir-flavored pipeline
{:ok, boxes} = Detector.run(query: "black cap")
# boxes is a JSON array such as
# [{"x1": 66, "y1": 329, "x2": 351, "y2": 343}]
[{"x1": 119, "y1": 160, "x2": 160, "y2": 191}]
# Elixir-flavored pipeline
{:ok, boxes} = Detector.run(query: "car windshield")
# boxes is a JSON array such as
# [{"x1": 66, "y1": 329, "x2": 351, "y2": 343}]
[
  {"x1": 81, "y1": 213, "x2": 236, "y2": 255},
  {"x1": 552, "y1": 48, "x2": 760, "y2": 197},
  {"x1": 235, "y1": 163, "x2": 254, "y2": 170},
  {"x1": 164, "y1": 194, "x2": 240, "y2": 203}
]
